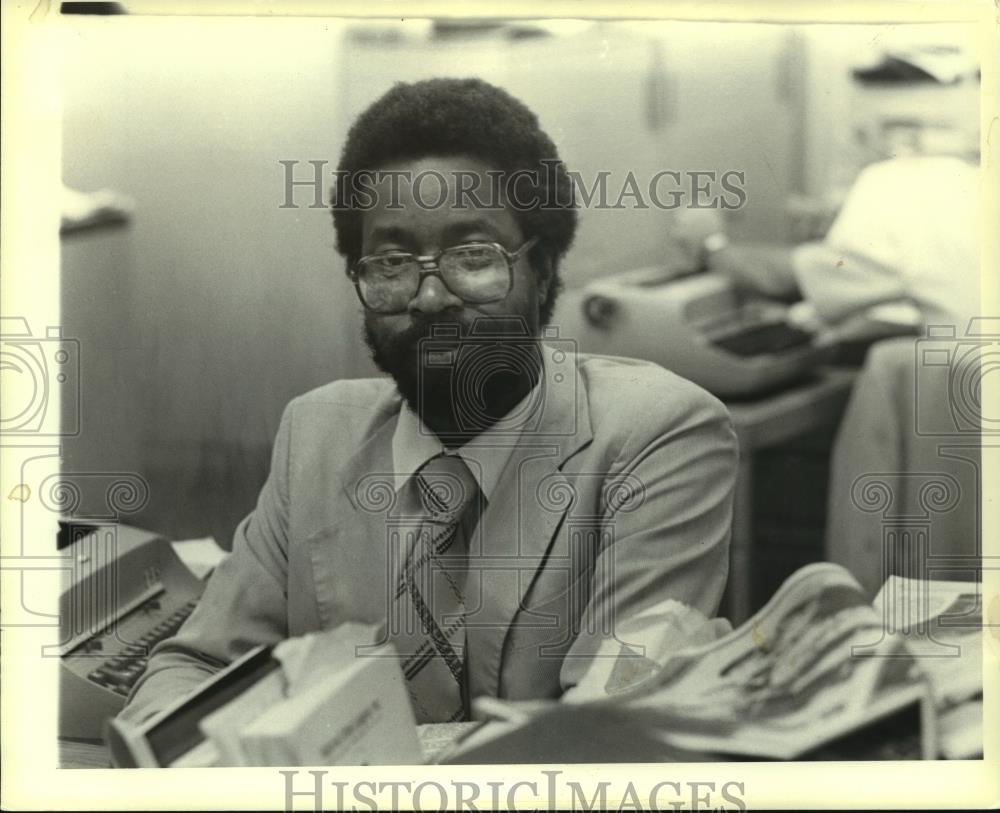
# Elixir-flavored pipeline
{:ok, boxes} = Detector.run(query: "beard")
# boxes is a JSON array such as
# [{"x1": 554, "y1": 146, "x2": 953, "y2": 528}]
[{"x1": 364, "y1": 314, "x2": 542, "y2": 443}]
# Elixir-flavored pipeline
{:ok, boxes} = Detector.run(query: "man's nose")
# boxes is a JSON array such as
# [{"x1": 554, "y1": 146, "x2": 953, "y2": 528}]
[{"x1": 408, "y1": 273, "x2": 464, "y2": 315}]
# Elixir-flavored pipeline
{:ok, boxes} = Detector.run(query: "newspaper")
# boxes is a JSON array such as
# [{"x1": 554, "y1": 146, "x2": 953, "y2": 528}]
[
  {"x1": 622, "y1": 563, "x2": 935, "y2": 758},
  {"x1": 450, "y1": 562, "x2": 949, "y2": 762},
  {"x1": 872, "y1": 576, "x2": 984, "y2": 758}
]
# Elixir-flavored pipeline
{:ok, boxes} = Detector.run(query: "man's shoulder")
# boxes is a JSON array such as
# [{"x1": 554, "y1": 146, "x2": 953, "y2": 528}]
[
  {"x1": 282, "y1": 377, "x2": 401, "y2": 431},
  {"x1": 290, "y1": 377, "x2": 397, "y2": 410},
  {"x1": 271, "y1": 378, "x2": 403, "y2": 464},
  {"x1": 575, "y1": 352, "x2": 731, "y2": 431}
]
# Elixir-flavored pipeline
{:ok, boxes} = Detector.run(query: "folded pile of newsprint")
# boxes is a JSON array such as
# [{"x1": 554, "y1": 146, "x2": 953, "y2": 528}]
[
  {"x1": 108, "y1": 564, "x2": 984, "y2": 767},
  {"x1": 446, "y1": 564, "x2": 984, "y2": 763}
]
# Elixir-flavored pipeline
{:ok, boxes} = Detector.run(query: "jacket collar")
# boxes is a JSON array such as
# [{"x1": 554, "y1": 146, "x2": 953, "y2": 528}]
[{"x1": 339, "y1": 340, "x2": 592, "y2": 508}]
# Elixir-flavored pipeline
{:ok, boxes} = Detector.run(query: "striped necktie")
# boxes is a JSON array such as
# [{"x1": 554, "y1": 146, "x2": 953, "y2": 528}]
[{"x1": 388, "y1": 453, "x2": 479, "y2": 723}]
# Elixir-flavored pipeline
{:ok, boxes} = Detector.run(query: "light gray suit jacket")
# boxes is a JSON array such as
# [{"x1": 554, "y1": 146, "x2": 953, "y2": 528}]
[{"x1": 122, "y1": 351, "x2": 737, "y2": 724}]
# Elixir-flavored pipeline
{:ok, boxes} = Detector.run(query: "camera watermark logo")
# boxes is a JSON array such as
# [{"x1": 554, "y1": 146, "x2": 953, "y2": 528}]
[
  {"x1": 0, "y1": 317, "x2": 81, "y2": 437},
  {"x1": 914, "y1": 318, "x2": 999, "y2": 437},
  {"x1": 416, "y1": 317, "x2": 578, "y2": 442}
]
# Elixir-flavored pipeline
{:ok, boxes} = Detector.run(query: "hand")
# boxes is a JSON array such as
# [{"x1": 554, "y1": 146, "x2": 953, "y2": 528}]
[
  {"x1": 671, "y1": 209, "x2": 726, "y2": 270},
  {"x1": 705, "y1": 242, "x2": 800, "y2": 302}
]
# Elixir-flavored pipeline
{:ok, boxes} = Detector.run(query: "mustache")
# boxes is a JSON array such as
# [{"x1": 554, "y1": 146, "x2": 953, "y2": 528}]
[
  {"x1": 388, "y1": 316, "x2": 476, "y2": 351},
  {"x1": 376, "y1": 314, "x2": 539, "y2": 352},
  {"x1": 363, "y1": 316, "x2": 473, "y2": 386}
]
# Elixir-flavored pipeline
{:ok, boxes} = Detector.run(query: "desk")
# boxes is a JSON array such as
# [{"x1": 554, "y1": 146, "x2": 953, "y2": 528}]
[
  {"x1": 60, "y1": 739, "x2": 110, "y2": 769},
  {"x1": 724, "y1": 367, "x2": 856, "y2": 624},
  {"x1": 58, "y1": 722, "x2": 480, "y2": 768}
]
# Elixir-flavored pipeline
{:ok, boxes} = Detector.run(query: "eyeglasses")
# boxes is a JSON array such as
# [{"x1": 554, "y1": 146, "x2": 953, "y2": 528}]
[{"x1": 349, "y1": 237, "x2": 539, "y2": 315}]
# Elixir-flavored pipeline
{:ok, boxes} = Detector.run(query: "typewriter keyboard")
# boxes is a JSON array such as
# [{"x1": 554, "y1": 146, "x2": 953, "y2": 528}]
[{"x1": 84, "y1": 599, "x2": 198, "y2": 696}]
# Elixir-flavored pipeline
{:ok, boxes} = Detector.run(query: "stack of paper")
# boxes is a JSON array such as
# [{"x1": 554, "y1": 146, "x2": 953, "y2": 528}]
[
  {"x1": 873, "y1": 576, "x2": 984, "y2": 759},
  {"x1": 197, "y1": 623, "x2": 422, "y2": 766},
  {"x1": 450, "y1": 563, "x2": 949, "y2": 763}
]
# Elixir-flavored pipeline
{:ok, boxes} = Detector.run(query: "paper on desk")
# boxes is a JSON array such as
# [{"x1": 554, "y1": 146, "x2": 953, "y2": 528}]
[
  {"x1": 245, "y1": 624, "x2": 420, "y2": 766},
  {"x1": 938, "y1": 698, "x2": 983, "y2": 759},
  {"x1": 198, "y1": 622, "x2": 420, "y2": 766},
  {"x1": 199, "y1": 669, "x2": 288, "y2": 766},
  {"x1": 417, "y1": 722, "x2": 483, "y2": 763},
  {"x1": 273, "y1": 622, "x2": 387, "y2": 695},
  {"x1": 621, "y1": 563, "x2": 934, "y2": 760},
  {"x1": 459, "y1": 566, "x2": 946, "y2": 762},
  {"x1": 562, "y1": 600, "x2": 731, "y2": 703},
  {"x1": 873, "y1": 576, "x2": 983, "y2": 704},
  {"x1": 170, "y1": 536, "x2": 226, "y2": 580}
]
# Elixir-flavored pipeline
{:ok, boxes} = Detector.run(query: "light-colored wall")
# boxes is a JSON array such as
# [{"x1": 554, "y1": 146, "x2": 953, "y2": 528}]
[
  {"x1": 62, "y1": 18, "x2": 372, "y2": 543},
  {"x1": 800, "y1": 23, "x2": 980, "y2": 202}
]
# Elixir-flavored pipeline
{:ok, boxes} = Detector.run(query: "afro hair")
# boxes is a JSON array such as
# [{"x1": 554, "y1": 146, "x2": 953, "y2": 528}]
[{"x1": 331, "y1": 77, "x2": 578, "y2": 325}]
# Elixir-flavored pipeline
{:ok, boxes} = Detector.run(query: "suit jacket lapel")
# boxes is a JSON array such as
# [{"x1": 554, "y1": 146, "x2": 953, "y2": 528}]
[
  {"x1": 309, "y1": 392, "x2": 402, "y2": 630},
  {"x1": 465, "y1": 346, "x2": 593, "y2": 699}
]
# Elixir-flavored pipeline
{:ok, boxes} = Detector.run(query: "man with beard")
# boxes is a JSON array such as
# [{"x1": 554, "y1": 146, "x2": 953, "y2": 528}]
[{"x1": 120, "y1": 78, "x2": 737, "y2": 729}]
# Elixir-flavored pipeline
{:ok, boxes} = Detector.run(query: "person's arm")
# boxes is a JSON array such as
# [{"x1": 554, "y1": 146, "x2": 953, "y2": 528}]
[
  {"x1": 705, "y1": 241, "x2": 801, "y2": 302},
  {"x1": 118, "y1": 404, "x2": 295, "y2": 726},
  {"x1": 672, "y1": 194, "x2": 908, "y2": 317},
  {"x1": 672, "y1": 209, "x2": 800, "y2": 301},
  {"x1": 559, "y1": 381, "x2": 738, "y2": 691},
  {"x1": 790, "y1": 242, "x2": 912, "y2": 326}
]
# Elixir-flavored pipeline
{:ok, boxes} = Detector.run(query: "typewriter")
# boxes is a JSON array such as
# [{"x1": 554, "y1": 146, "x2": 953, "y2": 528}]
[
  {"x1": 58, "y1": 521, "x2": 206, "y2": 740},
  {"x1": 578, "y1": 267, "x2": 833, "y2": 399}
]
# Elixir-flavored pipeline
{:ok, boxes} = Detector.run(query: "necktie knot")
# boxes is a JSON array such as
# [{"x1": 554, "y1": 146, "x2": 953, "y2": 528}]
[{"x1": 415, "y1": 453, "x2": 477, "y2": 522}]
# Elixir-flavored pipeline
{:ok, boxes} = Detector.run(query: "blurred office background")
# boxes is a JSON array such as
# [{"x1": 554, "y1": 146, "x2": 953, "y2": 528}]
[{"x1": 59, "y1": 15, "x2": 982, "y2": 611}]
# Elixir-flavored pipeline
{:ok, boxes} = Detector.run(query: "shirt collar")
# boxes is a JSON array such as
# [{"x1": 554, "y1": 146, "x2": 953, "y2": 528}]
[{"x1": 391, "y1": 376, "x2": 542, "y2": 502}]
